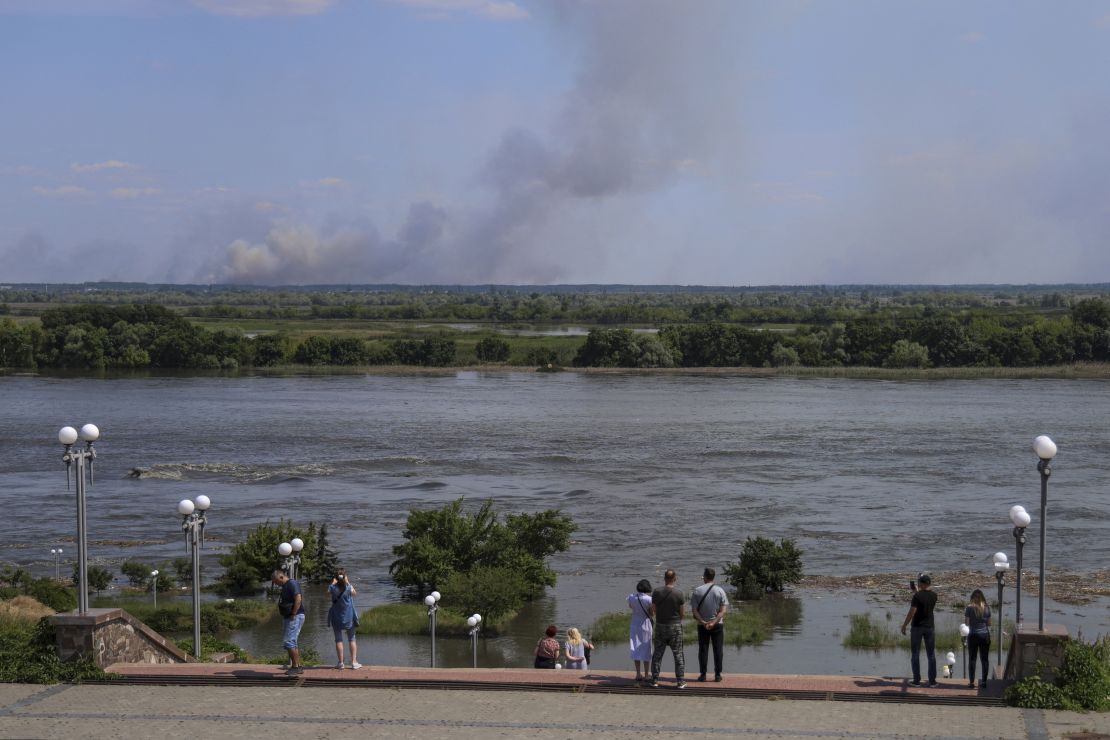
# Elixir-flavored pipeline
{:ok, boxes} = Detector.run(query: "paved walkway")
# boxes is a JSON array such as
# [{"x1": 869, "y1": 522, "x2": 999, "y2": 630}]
[
  {"x1": 2, "y1": 680, "x2": 1108, "y2": 739},
  {"x1": 105, "y1": 662, "x2": 1003, "y2": 702}
]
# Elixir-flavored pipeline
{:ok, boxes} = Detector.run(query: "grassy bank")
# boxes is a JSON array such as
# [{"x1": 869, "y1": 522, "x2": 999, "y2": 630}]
[
  {"x1": 0, "y1": 598, "x2": 105, "y2": 683},
  {"x1": 588, "y1": 608, "x2": 772, "y2": 647},
  {"x1": 842, "y1": 613, "x2": 964, "y2": 651},
  {"x1": 357, "y1": 603, "x2": 503, "y2": 637},
  {"x1": 91, "y1": 596, "x2": 273, "y2": 634}
]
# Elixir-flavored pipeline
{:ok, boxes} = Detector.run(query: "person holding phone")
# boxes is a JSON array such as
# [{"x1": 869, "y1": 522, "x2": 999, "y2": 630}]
[
  {"x1": 901, "y1": 572, "x2": 938, "y2": 686},
  {"x1": 327, "y1": 569, "x2": 361, "y2": 670}
]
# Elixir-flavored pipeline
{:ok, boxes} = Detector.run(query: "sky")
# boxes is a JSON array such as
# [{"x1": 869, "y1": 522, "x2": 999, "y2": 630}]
[{"x1": 2, "y1": 0, "x2": 1110, "y2": 286}]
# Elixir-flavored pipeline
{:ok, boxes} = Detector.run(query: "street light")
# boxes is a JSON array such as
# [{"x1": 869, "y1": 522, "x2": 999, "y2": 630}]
[
  {"x1": 178, "y1": 494, "x2": 211, "y2": 658},
  {"x1": 994, "y1": 554, "x2": 1009, "y2": 667},
  {"x1": 1009, "y1": 504, "x2": 1031, "y2": 629},
  {"x1": 151, "y1": 570, "x2": 159, "y2": 609},
  {"x1": 58, "y1": 423, "x2": 99, "y2": 615},
  {"x1": 277, "y1": 540, "x2": 302, "y2": 581},
  {"x1": 1032, "y1": 434, "x2": 1057, "y2": 632},
  {"x1": 467, "y1": 613, "x2": 483, "y2": 668},
  {"x1": 944, "y1": 651, "x2": 956, "y2": 679},
  {"x1": 424, "y1": 590, "x2": 441, "y2": 668},
  {"x1": 959, "y1": 624, "x2": 970, "y2": 680},
  {"x1": 50, "y1": 548, "x2": 63, "y2": 581}
]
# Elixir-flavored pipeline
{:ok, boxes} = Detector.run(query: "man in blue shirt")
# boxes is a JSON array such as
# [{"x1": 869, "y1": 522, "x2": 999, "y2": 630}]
[{"x1": 272, "y1": 569, "x2": 306, "y2": 675}]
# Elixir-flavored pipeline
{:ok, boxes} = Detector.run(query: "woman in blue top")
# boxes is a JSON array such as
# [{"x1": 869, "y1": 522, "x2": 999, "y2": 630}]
[
  {"x1": 328, "y1": 570, "x2": 361, "y2": 669},
  {"x1": 963, "y1": 589, "x2": 991, "y2": 688}
]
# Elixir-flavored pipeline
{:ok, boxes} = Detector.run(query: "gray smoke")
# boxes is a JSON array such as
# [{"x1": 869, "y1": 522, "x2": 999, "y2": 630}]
[{"x1": 202, "y1": 0, "x2": 742, "y2": 285}]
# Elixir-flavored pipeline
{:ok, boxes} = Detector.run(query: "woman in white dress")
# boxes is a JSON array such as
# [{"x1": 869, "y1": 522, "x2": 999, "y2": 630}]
[{"x1": 628, "y1": 578, "x2": 654, "y2": 682}]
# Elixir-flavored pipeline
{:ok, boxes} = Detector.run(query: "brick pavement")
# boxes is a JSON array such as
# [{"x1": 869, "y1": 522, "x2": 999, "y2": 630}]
[{"x1": 0, "y1": 667, "x2": 1107, "y2": 739}]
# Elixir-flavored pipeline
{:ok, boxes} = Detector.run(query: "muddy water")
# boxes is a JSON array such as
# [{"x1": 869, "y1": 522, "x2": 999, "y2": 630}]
[{"x1": 2, "y1": 372, "x2": 1108, "y2": 672}]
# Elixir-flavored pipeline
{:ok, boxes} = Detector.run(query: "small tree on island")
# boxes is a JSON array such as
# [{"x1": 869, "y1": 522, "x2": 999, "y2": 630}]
[
  {"x1": 723, "y1": 537, "x2": 803, "y2": 600},
  {"x1": 215, "y1": 520, "x2": 340, "y2": 594},
  {"x1": 389, "y1": 498, "x2": 575, "y2": 620}
]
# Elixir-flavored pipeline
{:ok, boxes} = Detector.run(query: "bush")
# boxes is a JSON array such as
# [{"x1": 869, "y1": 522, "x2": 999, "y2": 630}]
[
  {"x1": 215, "y1": 520, "x2": 338, "y2": 593},
  {"x1": 174, "y1": 635, "x2": 249, "y2": 663},
  {"x1": 389, "y1": 498, "x2": 575, "y2": 598},
  {"x1": 25, "y1": 579, "x2": 77, "y2": 613},
  {"x1": 73, "y1": 564, "x2": 112, "y2": 594},
  {"x1": 475, "y1": 337, "x2": 511, "y2": 363},
  {"x1": 439, "y1": 567, "x2": 531, "y2": 624},
  {"x1": 588, "y1": 609, "x2": 771, "y2": 647},
  {"x1": 1008, "y1": 638, "x2": 1110, "y2": 711},
  {"x1": 723, "y1": 537, "x2": 803, "y2": 599},
  {"x1": 0, "y1": 616, "x2": 105, "y2": 684}
]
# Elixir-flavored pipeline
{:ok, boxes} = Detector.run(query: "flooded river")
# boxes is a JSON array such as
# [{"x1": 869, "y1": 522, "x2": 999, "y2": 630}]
[{"x1": 2, "y1": 372, "x2": 1108, "y2": 673}]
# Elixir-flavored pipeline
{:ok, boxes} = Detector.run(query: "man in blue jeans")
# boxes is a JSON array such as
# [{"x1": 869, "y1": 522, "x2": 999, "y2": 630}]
[
  {"x1": 272, "y1": 569, "x2": 305, "y2": 675},
  {"x1": 900, "y1": 572, "x2": 938, "y2": 686}
]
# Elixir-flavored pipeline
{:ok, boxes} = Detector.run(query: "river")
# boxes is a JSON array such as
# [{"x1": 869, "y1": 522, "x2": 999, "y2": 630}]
[{"x1": 2, "y1": 372, "x2": 1108, "y2": 673}]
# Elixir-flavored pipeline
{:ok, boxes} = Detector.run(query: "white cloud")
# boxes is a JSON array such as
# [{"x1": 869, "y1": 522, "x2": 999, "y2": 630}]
[
  {"x1": 70, "y1": 159, "x2": 139, "y2": 174},
  {"x1": 31, "y1": 185, "x2": 90, "y2": 198},
  {"x1": 110, "y1": 187, "x2": 161, "y2": 198},
  {"x1": 190, "y1": 0, "x2": 334, "y2": 17},
  {"x1": 0, "y1": 164, "x2": 47, "y2": 177},
  {"x1": 390, "y1": 0, "x2": 528, "y2": 21},
  {"x1": 960, "y1": 31, "x2": 985, "y2": 44}
]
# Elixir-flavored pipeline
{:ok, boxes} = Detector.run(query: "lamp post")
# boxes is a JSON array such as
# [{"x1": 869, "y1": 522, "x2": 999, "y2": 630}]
[
  {"x1": 993, "y1": 554, "x2": 1009, "y2": 667},
  {"x1": 1009, "y1": 505, "x2": 1031, "y2": 629},
  {"x1": 959, "y1": 624, "x2": 970, "y2": 680},
  {"x1": 50, "y1": 548, "x2": 63, "y2": 581},
  {"x1": 424, "y1": 590, "x2": 441, "y2": 667},
  {"x1": 278, "y1": 538, "x2": 303, "y2": 580},
  {"x1": 151, "y1": 570, "x2": 159, "y2": 609},
  {"x1": 945, "y1": 651, "x2": 956, "y2": 679},
  {"x1": 1032, "y1": 435, "x2": 1057, "y2": 632},
  {"x1": 178, "y1": 495, "x2": 211, "y2": 658},
  {"x1": 58, "y1": 423, "x2": 99, "y2": 615},
  {"x1": 467, "y1": 613, "x2": 483, "y2": 668}
]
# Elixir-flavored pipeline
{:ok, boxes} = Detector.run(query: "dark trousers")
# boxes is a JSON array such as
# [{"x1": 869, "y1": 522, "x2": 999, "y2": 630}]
[
  {"x1": 650, "y1": 622, "x2": 685, "y2": 680},
  {"x1": 697, "y1": 623, "x2": 724, "y2": 677},
  {"x1": 967, "y1": 633, "x2": 991, "y2": 683},
  {"x1": 910, "y1": 626, "x2": 936, "y2": 683},
  {"x1": 534, "y1": 656, "x2": 556, "y2": 669}
]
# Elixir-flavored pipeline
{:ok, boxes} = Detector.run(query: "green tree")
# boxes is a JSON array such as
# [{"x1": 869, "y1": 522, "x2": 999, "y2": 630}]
[
  {"x1": 770, "y1": 343, "x2": 800, "y2": 367},
  {"x1": 475, "y1": 337, "x2": 511, "y2": 363},
  {"x1": 723, "y1": 537, "x2": 803, "y2": 600},
  {"x1": 215, "y1": 520, "x2": 333, "y2": 593},
  {"x1": 440, "y1": 567, "x2": 532, "y2": 623},
  {"x1": 120, "y1": 561, "x2": 151, "y2": 587},
  {"x1": 883, "y1": 339, "x2": 930, "y2": 369},
  {"x1": 73, "y1": 564, "x2": 112, "y2": 594},
  {"x1": 389, "y1": 498, "x2": 576, "y2": 597}
]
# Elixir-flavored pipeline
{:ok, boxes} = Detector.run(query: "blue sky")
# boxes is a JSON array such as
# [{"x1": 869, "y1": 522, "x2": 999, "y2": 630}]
[{"x1": 2, "y1": 0, "x2": 1110, "y2": 285}]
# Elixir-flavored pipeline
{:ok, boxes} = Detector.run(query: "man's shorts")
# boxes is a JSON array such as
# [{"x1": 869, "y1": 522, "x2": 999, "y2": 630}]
[{"x1": 283, "y1": 613, "x2": 306, "y2": 650}]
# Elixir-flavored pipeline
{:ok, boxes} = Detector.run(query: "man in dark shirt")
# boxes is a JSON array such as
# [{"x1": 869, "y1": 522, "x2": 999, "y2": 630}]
[
  {"x1": 648, "y1": 569, "x2": 686, "y2": 688},
  {"x1": 900, "y1": 572, "x2": 938, "y2": 686},
  {"x1": 272, "y1": 569, "x2": 305, "y2": 675}
]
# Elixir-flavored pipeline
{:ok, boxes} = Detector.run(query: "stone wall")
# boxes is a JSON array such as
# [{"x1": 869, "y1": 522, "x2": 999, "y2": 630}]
[
  {"x1": 1004, "y1": 623, "x2": 1069, "y2": 681},
  {"x1": 51, "y1": 608, "x2": 192, "y2": 668}
]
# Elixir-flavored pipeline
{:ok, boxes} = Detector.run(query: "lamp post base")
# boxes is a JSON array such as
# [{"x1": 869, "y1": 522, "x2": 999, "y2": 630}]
[{"x1": 1003, "y1": 624, "x2": 1069, "y2": 681}]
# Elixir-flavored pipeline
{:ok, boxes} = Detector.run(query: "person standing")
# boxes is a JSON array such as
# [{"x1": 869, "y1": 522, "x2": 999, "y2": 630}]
[
  {"x1": 900, "y1": 572, "x2": 938, "y2": 686},
  {"x1": 690, "y1": 567, "x2": 728, "y2": 682},
  {"x1": 964, "y1": 588, "x2": 992, "y2": 688},
  {"x1": 648, "y1": 569, "x2": 686, "y2": 689},
  {"x1": 328, "y1": 569, "x2": 362, "y2": 670},
  {"x1": 628, "y1": 579, "x2": 654, "y2": 682},
  {"x1": 272, "y1": 569, "x2": 305, "y2": 675}
]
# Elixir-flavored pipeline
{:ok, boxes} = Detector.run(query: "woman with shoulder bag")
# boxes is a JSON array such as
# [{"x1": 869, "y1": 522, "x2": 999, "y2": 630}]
[{"x1": 628, "y1": 579, "x2": 654, "y2": 682}]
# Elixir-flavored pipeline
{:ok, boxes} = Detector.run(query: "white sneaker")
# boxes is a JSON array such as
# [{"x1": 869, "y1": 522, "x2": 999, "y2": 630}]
[
  {"x1": 334, "y1": 662, "x2": 344, "y2": 670},
  {"x1": 351, "y1": 662, "x2": 362, "y2": 670}
]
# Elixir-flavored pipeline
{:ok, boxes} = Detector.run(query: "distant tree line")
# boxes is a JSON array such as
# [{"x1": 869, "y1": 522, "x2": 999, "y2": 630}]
[
  {"x1": 0, "y1": 305, "x2": 460, "y2": 370},
  {"x1": 572, "y1": 299, "x2": 1110, "y2": 369},
  {"x1": 3, "y1": 299, "x2": 1110, "y2": 370}
]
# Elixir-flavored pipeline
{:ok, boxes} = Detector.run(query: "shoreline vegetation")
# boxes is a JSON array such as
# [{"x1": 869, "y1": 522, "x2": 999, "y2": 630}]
[{"x1": 4, "y1": 285, "x2": 1110, "y2": 375}]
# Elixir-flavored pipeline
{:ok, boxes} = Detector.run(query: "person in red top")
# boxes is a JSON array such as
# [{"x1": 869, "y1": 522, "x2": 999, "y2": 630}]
[{"x1": 534, "y1": 624, "x2": 561, "y2": 669}]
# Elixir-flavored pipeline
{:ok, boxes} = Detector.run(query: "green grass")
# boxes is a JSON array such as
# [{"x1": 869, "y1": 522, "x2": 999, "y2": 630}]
[
  {"x1": 357, "y1": 603, "x2": 477, "y2": 637},
  {"x1": 91, "y1": 596, "x2": 273, "y2": 634},
  {"x1": 843, "y1": 613, "x2": 963, "y2": 651},
  {"x1": 588, "y1": 609, "x2": 772, "y2": 647},
  {"x1": 0, "y1": 615, "x2": 106, "y2": 683}
]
